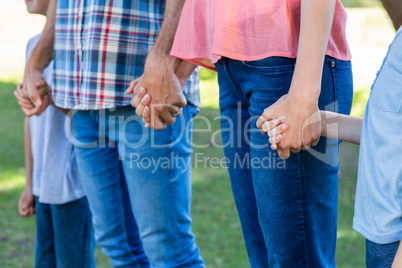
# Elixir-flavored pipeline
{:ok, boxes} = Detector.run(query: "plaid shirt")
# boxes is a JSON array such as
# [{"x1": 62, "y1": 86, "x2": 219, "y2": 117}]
[{"x1": 53, "y1": 0, "x2": 200, "y2": 110}]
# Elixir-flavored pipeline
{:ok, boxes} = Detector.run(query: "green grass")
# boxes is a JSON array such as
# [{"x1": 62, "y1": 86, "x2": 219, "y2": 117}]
[
  {"x1": 341, "y1": 0, "x2": 381, "y2": 8},
  {"x1": 0, "y1": 73, "x2": 367, "y2": 267}
]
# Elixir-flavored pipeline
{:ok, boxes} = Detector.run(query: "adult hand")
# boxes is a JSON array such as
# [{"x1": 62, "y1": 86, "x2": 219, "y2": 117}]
[
  {"x1": 257, "y1": 90, "x2": 321, "y2": 159},
  {"x1": 18, "y1": 186, "x2": 36, "y2": 217},
  {"x1": 22, "y1": 58, "x2": 49, "y2": 113},
  {"x1": 126, "y1": 52, "x2": 186, "y2": 130},
  {"x1": 15, "y1": 81, "x2": 51, "y2": 117}
]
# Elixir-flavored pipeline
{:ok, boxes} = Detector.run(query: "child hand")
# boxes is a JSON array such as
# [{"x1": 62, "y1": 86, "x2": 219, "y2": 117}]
[
  {"x1": 261, "y1": 119, "x2": 289, "y2": 151},
  {"x1": 18, "y1": 186, "x2": 36, "y2": 217}
]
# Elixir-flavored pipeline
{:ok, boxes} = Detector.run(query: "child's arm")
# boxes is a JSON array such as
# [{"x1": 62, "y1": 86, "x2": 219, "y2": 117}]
[
  {"x1": 320, "y1": 111, "x2": 363, "y2": 145},
  {"x1": 18, "y1": 118, "x2": 36, "y2": 217},
  {"x1": 262, "y1": 111, "x2": 364, "y2": 148},
  {"x1": 392, "y1": 240, "x2": 402, "y2": 268}
]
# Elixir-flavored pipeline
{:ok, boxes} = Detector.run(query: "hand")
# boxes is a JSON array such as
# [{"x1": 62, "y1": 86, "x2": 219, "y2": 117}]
[
  {"x1": 126, "y1": 53, "x2": 186, "y2": 130},
  {"x1": 23, "y1": 61, "x2": 49, "y2": 113},
  {"x1": 262, "y1": 119, "x2": 289, "y2": 151},
  {"x1": 15, "y1": 81, "x2": 51, "y2": 117},
  {"x1": 18, "y1": 186, "x2": 36, "y2": 217},
  {"x1": 257, "y1": 91, "x2": 321, "y2": 159}
]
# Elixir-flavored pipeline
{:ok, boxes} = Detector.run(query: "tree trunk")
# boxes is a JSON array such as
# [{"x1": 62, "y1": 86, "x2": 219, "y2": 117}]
[{"x1": 380, "y1": 0, "x2": 402, "y2": 29}]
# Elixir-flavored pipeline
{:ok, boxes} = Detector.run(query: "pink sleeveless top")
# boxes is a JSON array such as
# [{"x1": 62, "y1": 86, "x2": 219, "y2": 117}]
[{"x1": 171, "y1": 0, "x2": 351, "y2": 71}]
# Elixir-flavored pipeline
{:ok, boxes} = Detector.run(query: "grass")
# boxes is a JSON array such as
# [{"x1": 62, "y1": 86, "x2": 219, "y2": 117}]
[{"x1": 0, "y1": 69, "x2": 368, "y2": 267}]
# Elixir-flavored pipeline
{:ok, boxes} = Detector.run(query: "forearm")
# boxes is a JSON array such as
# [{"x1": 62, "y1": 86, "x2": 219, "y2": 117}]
[
  {"x1": 26, "y1": 0, "x2": 57, "y2": 72},
  {"x1": 24, "y1": 118, "x2": 33, "y2": 189},
  {"x1": 148, "y1": 0, "x2": 186, "y2": 65},
  {"x1": 320, "y1": 111, "x2": 363, "y2": 145},
  {"x1": 175, "y1": 60, "x2": 198, "y2": 86},
  {"x1": 291, "y1": 0, "x2": 336, "y2": 99},
  {"x1": 392, "y1": 240, "x2": 402, "y2": 268}
]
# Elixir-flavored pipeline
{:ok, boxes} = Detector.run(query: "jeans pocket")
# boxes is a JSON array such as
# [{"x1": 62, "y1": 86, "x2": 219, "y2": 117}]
[
  {"x1": 240, "y1": 56, "x2": 296, "y2": 73},
  {"x1": 370, "y1": 65, "x2": 402, "y2": 113}
]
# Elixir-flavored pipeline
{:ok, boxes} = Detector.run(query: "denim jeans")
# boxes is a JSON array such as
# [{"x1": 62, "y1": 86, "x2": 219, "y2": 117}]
[
  {"x1": 215, "y1": 56, "x2": 353, "y2": 267},
  {"x1": 366, "y1": 239, "x2": 401, "y2": 268},
  {"x1": 34, "y1": 197, "x2": 96, "y2": 268},
  {"x1": 71, "y1": 105, "x2": 204, "y2": 268}
]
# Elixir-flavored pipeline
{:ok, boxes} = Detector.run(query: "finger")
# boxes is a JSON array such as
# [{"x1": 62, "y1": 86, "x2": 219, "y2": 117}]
[
  {"x1": 171, "y1": 107, "x2": 182, "y2": 117},
  {"x1": 150, "y1": 115, "x2": 167, "y2": 130},
  {"x1": 269, "y1": 134, "x2": 283, "y2": 145},
  {"x1": 34, "y1": 80, "x2": 46, "y2": 87},
  {"x1": 15, "y1": 94, "x2": 35, "y2": 109},
  {"x1": 14, "y1": 91, "x2": 32, "y2": 104},
  {"x1": 268, "y1": 123, "x2": 289, "y2": 138},
  {"x1": 17, "y1": 83, "x2": 28, "y2": 98},
  {"x1": 301, "y1": 144, "x2": 311, "y2": 151},
  {"x1": 135, "y1": 94, "x2": 150, "y2": 116},
  {"x1": 277, "y1": 148, "x2": 290, "y2": 159},
  {"x1": 256, "y1": 107, "x2": 274, "y2": 130},
  {"x1": 19, "y1": 207, "x2": 28, "y2": 217},
  {"x1": 142, "y1": 106, "x2": 151, "y2": 123},
  {"x1": 131, "y1": 87, "x2": 148, "y2": 108},
  {"x1": 21, "y1": 106, "x2": 37, "y2": 117},
  {"x1": 169, "y1": 91, "x2": 187, "y2": 108},
  {"x1": 311, "y1": 138, "x2": 320, "y2": 147},
  {"x1": 14, "y1": 91, "x2": 34, "y2": 107},
  {"x1": 27, "y1": 87, "x2": 42, "y2": 107},
  {"x1": 35, "y1": 95, "x2": 50, "y2": 116},
  {"x1": 126, "y1": 79, "x2": 140, "y2": 95},
  {"x1": 290, "y1": 148, "x2": 301, "y2": 154},
  {"x1": 271, "y1": 144, "x2": 278, "y2": 151},
  {"x1": 262, "y1": 119, "x2": 281, "y2": 133}
]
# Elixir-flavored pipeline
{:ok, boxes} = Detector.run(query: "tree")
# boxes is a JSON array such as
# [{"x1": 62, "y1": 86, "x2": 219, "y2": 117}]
[{"x1": 380, "y1": 0, "x2": 402, "y2": 29}]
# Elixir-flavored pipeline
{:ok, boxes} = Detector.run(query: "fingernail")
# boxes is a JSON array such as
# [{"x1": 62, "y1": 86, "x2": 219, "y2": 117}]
[
  {"x1": 140, "y1": 87, "x2": 146, "y2": 94},
  {"x1": 144, "y1": 94, "x2": 150, "y2": 100}
]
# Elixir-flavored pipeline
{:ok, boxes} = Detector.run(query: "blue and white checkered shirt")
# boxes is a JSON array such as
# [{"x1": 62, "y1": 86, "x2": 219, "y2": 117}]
[{"x1": 52, "y1": 0, "x2": 200, "y2": 110}]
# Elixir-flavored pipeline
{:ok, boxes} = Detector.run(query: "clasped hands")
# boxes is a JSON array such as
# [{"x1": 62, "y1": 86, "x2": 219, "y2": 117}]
[
  {"x1": 129, "y1": 59, "x2": 322, "y2": 159},
  {"x1": 126, "y1": 54, "x2": 188, "y2": 130}
]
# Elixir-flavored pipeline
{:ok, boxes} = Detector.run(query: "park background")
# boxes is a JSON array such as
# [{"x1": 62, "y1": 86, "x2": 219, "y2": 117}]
[{"x1": 0, "y1": 0, "x2": 398, "y2": 267}]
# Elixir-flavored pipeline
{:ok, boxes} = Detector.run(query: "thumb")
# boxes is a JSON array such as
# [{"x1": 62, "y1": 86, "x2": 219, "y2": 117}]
[
  {"x1": 28, "y1": 85, "x2": 42, "y2": 107},
  {"x1": 256, "y1": 106, "x2": 274, "y2": 130}
]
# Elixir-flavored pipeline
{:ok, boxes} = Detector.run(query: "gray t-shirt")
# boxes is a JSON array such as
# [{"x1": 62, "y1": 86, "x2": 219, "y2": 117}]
[{"x1": 27, "y1": 35, "x2": 86, "y2": 204}]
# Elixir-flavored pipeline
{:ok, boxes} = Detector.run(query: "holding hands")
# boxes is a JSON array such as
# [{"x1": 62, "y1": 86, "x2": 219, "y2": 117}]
[
  {"x1": 256, "y1": 88, "x2": 322, "y2": 159},
  {"x1": 14, "y1": 79, "x2": 51, "y2": 117},
  {"x1": 125, "y1": 52, "x2": 187, "y2": 130}
]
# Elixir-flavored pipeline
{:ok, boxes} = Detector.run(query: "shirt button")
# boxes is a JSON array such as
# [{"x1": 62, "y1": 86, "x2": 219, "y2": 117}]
[{"x1": 331, "y1": 61, "x2": 336, "y2": 67}]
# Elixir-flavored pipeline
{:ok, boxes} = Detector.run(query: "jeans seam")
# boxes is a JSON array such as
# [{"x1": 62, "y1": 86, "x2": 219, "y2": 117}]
[
  {"x1": 169, "y1": 125, "x2": 183, "y2": 261},
  {"x1": 297, "y1": 154, "x2": 309, "y2": 266},
  {"x1": 119, "y1": 181, "x2": 140, "y2": 267},
  {"x1": 329, "y1": 60, "x2": 339, "y2": 113}
]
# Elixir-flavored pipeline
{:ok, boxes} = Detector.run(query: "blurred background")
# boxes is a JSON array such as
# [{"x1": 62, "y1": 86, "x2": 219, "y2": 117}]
[{"x1": 0, "y1": 0, "x2": 399, "y2": 267}]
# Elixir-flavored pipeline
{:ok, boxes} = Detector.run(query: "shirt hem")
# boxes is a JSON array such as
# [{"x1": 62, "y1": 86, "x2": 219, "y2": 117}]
[{"x1": 353, "y1": 218, "x2": 402, "y2": 244}]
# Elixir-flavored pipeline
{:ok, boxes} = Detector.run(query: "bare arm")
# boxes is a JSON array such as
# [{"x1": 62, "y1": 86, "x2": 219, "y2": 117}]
[
  {"x1": 22, "y1": 0, "x2": 57, "y2": 114},
  {"x1": 393, "y1": 240, "x2": 402, "y2": 268},
  {"x1": 18, "y1": 118, "x2": 36, "y2": 217},
  {"x1": 257, "y1": 0, "x2": 336, "y2": 159},
  {"x1": 320, "y1": 111, "x2": 363, "y2": 145},
  {"x1": 128, "y1": 0, "x2": 189, "y2": 130}
]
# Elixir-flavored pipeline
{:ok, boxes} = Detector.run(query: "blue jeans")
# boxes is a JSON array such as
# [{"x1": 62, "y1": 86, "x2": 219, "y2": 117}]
[
  {"x1": 215, "y1": 56, "x2": 353, "y2": 267},
  {"x1": 366, "y1": 239, "x2": 400, "y2": 268},
  {"x1": 34, "y1": 197, "x2": 95, "y2": 268},
  {"x1": 71, "y1": 105, "x2": 204, "y2": 268}
]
